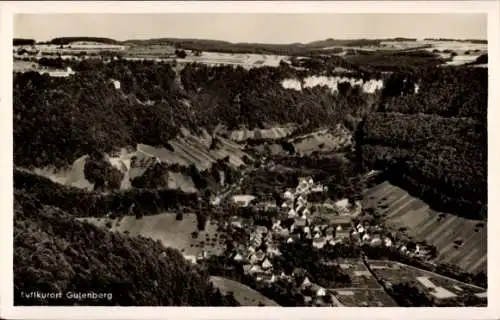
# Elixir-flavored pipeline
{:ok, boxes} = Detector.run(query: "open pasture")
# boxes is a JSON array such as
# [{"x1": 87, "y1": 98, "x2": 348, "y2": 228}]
[
  {"x1": 210, "y1": 276, "x2": 280, "y2": 306},
  {"x1": 363, "y1": 181, "x2": 487, "y2": 274},
  {"x1": 80, "y1": 213, "x2": 225, "y2": 260}
]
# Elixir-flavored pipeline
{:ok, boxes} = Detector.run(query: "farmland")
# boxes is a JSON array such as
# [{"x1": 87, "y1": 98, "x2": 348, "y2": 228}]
[
  {"x1": 363, "y1": 181, "x2": 487, "y2": 274},
  {"x1": 332, "y1": 288, "x2": 398, "y2": 307},
  {"x1": 230, "y1": 125, "x2": 296, "y2": 142},
  {"x1": 367, "y1": 260, "x2": 486, "y2": 302},
  {"x1": 210, "y1": 276, "x2": 280, "y2": 306},
  {"x1": 290, "y1": 125, "x2": 352, "y2": 155},
  {"x1": 80, "y1": 213, "x2": 226, "y2": 262},
  {"x1": 327, "y1": 259, "x2": 398, "y2": 307}
]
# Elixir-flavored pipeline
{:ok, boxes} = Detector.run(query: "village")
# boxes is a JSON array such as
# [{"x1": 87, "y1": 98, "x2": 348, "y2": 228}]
[{"x1": 195, "y1": 175, "x2": 433, "y2": 306}]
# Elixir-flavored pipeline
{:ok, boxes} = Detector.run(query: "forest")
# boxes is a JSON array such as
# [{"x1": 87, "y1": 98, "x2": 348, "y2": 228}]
[
  {"x1": 358, "y1": 66, "x2": 487, "y2": 219},
  {"x1": 14, "y1": 59, "x2": 379, "y2": 168},
  {"x1": 14, "y1": 190, "x2": 239, "y2": 306}
]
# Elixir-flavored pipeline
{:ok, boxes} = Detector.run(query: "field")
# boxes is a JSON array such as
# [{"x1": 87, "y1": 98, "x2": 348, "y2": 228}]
[
  {"x1": 80, "y1": 213, "x2": 225, "y2": 262},
  {"x1": 367, "y1": 260, "x2": 486, "y2": 300},
  {"x1": 230, "y1": 126, "x2": 295, "y2": 142},
  {"x1": 363, "y1": 181, "x2": 487, "y2": 274},
  {"x1": 139, "y1": 129, "x2": 252, "y2": 171},
  {"x1": 290, "y1": 125, "x2": 352, "y2": 155},
  {"x1": 324, "y1": 259, "x2": 397, "y2": 307},
  {"x1": 331, "y1": 288, "x2": 398, "y2": 307},
  {"x1": 209, "y1": 276, "x2": 280, "y2": 306}
]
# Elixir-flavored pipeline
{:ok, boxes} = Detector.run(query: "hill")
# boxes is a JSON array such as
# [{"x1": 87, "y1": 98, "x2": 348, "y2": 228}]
[
  {"x1": 48, "y1": 37, "x2": 120, "y2": 45},
  {"x1": 14, "y1": 190, "x2": 239, "y2": 306}
]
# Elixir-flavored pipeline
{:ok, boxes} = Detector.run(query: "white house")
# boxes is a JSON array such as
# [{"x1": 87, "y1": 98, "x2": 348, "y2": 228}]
[
  {"x1": 302, "y1": 208, "x2": 311, "y2": 218},
  {"x1": 249, "y1": 265, "x2": 263, "y2": 274},
  {"x1": 287, "y1": 237, "x2": 294, "y2": 243},
  {"x1": 284, "y1": 190, "x2": 294, "y2": 200},
  {"x1": 384, "y1": 237, "x2": 393, "y2": 247},
  {"x1": 336, "y1": 225, "x2": 343, "y2": 232},
  {"x1": 312, "y1": 239, "x2": 326, "y2": 249},
  {"x1": 233, "y1": 253, "x2": 244, "y2": 261},
  {"x1": 262, "y1": 258, "x2": 273, "y2": 270},
  {"x1": 243, "y1": 264, "x2": 253, "y2": 274}
]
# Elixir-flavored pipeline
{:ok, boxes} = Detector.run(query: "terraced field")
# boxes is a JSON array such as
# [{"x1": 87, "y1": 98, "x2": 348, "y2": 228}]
[
  {"x1": 209, "y1": 276, "x2": 280, "y2": 306},
  {"x1": 230, "y1": 126, "x2": 295, "y2": 142},
  {"x1": 140, "y1": 131, "x2": 251, "y2": 171},
  {"x1": 363, "y1": 182, "x2": 487, "y2": 274},
  {"x1": 80, "y1": 213, "x2": 225, "y2": 261}
]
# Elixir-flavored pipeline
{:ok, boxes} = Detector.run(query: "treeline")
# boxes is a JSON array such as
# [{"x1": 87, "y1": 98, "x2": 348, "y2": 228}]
[
  {"x1": 359, "y1": 66, "x2": 487, "y2": 219},
  {"x1": 381, "y1": 67, "x2": 487, "y2": 122},
  {"x1": 47, "y1": 37, "x2": 121, "y2": 45},
  {"x1": 123, "y1": 37, "x2": 383, "y2": 56},
  {"x1": 14, "y1": 190, "x2": 239, "y2": 306},
  {"x1": 13, "y1": 38, "x2": 35, "y2": 46},
  {"x1": 344, "y1": 50, "x2": 444, "y2": 72},
  {"x1": 423, "y1": 38, "x2": 487, "y2": 44},
  {"x1": 14, "y1": 169, "x2": 199, "y2": 218}
]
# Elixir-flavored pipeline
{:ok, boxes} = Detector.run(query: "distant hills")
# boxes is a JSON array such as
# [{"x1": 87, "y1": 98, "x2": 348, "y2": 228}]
[{"x1": 15, "y1": 36, "x2": 487, "y2": 47}]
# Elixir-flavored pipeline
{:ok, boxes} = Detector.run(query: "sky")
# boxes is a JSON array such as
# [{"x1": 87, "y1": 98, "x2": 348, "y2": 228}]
[{"x1": 14, "y1": 13, "x2": 487, "y2": 44}]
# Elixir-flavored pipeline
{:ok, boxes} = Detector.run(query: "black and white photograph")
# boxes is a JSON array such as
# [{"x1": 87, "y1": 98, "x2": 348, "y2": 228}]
[{"x1": 1, "y1": 1, "x2": 499, "y2": 319}]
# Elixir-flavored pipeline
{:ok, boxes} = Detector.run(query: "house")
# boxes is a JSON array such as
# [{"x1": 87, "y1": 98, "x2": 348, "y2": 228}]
[
  {"x1": 370, "y1": 237, "x2": 382, "y2": 246},
  {"x1": 262, "y1": 258, "x2": 273, "y2": 269},
  {"x1": 384, "y1": 237, "x2": 393, "y2": 247},
  {"x1": 281, "y1": 202, "x2": 289, "y2": 209},
  {"x1": 301, "y1": 277, "x2": 312, "y2": 288},
  {"x1": 336, "y1": 225, "x2": 343, "y2": 232},
  {"x1": 311, "y1": 284, "x2": 326, "y2": 297},
  {"x1": 248, "y1": 254, "x2": 260, "y2": 264},
  {"x1": 249, "y1": 265, "x2": 263, "y2": 274},
  {"x1": 255, "y1": 250, "x2": 266, "y2": 261},
  {"x1": 243, "y1": 264, "x2": 253, "y2": 274},
  {"x1": 312, "y1": 239, "x2": 326, "y2": 249},
  {"x1": 262, "y1": 274, "x2": 277, "y2": 283},
  {"x1": 288, "y1": 208, "x2": 297, "y2": 218},
  {"x1": 362, "y1": 233, "x2": 371, "y2": 241},
  {"x1": 284, "y1": 190, "x2": 294, "y2": 200},
  {"x1": 233, "y1": 253, "x2": 244, "y2": 262},
  {"x1": 231, "y1": 221, "x2": 243, "y2": 229},
  {"x1": 287, "y1": 237, "x2": 294, "y2": 243}
]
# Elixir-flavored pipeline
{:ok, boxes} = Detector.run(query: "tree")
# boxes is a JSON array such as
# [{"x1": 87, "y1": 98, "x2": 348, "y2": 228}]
[{"x1": 175, "y1": 49, "x2": 187, "y2": 59}]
